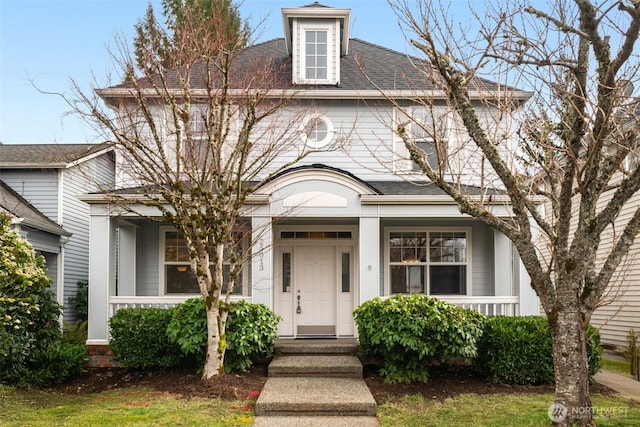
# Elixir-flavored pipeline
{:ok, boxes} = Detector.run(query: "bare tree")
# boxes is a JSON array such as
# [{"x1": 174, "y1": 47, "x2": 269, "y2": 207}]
[
  {"x1": 377, "y1": 0, "x2": 640, "y2": 425},
  {"x1": 67, "y1": 3, "x2": 324, "y2": 379}
]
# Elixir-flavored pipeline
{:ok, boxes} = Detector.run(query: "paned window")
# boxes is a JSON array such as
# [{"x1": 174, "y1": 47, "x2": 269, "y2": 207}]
[
  {"x1": 305, "y1": 30, "x2": 328, "y2": 80},
  {"x1": 163, "y1": 230, "x2": 245, "y2": 295},
  {"x1": 388, "y1": 230, "x2": 468, "y2": 295},
  {"x1": 299, "y1": 114, "x2": 334, "y2": 148},
  {"x1": 395, "y1": 108, "x2": 446, "y2": 172}
]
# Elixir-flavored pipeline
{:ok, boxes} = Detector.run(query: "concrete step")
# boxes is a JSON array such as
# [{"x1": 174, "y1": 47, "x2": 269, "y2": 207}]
[
  {"x1": 252, "y1": 415, "x2": 380, "y2": 426},
  {"x1": 268, "y1": 355, "x2": 363, "y2": 378},
  {"x1": 274, "y1": 338, "x2": 358, "y2": 355},
  {"x1": 254, "y1": 377, "x2": 377, "y2": 417}
]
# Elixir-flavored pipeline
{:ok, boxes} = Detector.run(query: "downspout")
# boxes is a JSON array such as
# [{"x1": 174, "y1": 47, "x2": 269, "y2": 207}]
[
  {"x1": 57, "y1": 169, "x2": 66, "y2": 320},
  {"x1": 57, "y1": 235, "x2": 71, "y2": 326}
]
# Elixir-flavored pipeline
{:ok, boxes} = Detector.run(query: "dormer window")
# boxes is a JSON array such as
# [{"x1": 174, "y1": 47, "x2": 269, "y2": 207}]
[
  {"x1": 282, "y1": 3, "x2": 350, "y2": 86},
  {"x1": 304, "y1": 29, "x2": 328, "y2": 81}
]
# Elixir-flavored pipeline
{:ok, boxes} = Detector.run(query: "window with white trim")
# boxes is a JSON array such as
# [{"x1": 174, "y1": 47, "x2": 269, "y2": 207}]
[
  {"x1": 305, "y1": 30, "x2": 328, "y2": 80},
  {"x1": 162, "y1": 229, "x2": 247, "y2": 295},
  {"x1": 297, "y1": 24, "x2": 334, "y2": 84},
  {"x1": 174, "y1": 105, "x2": 240, "y2": 170},
  {"x1": 394, "y1": 107, "x2": 447, "y2": 172},
  {"x1": 299, "y1": 114, "x2": 334, "y2": 148},
  {"x1": 387, "y1": 229, "x2": 469, "y2": 295}
]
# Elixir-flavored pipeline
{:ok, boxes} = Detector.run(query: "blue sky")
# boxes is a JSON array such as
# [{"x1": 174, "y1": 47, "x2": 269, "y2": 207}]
[{"x1": 0, "y1": 0, "x2": 415, "y2": 145}]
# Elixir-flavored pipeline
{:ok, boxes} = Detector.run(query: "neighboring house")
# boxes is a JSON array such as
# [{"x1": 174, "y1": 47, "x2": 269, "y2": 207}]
[
  {"x1": 589, "y1": 104, "x2": 640, "y2": 349},
  {"x1": 0, "y1": 143, "x2": 115, "y2": 323},
  {"x1": 1, "y1": 179, "x2": 72, "y2": 299},
  {"x1": 83, "y1": 2, "x2": 539, "y2": 346}
]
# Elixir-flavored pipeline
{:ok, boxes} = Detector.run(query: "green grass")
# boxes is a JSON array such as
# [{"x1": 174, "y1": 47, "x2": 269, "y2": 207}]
[
  {"x1": 2, "y1": 383, "x2": 639, "y2": 426},
  {"x1": 602, "y1": 358, "x2": 632, "y2": 376},
  {"x1": 378, "y1": 393, "x2": 640, "y2": 427},
  {"x1": 0, "y1": 385, "x2": 255, "y2": 427}
]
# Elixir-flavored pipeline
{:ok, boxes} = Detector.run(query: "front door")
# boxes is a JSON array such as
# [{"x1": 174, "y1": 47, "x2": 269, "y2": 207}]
[{"x1": 295, "y1": 246, "x2": 336, "y2": 336}]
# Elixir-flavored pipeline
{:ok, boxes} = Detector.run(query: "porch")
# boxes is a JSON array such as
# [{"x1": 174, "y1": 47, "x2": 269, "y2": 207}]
[{"x1": 107, "y1": 295, "x2": 520, "y2": 323}]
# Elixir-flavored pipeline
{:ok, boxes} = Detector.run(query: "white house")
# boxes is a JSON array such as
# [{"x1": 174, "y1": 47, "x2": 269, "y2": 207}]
[
  {"x1": 82, "y1": 2, "x2": 539, "y2": 347},
  {"x1": 0, "y1": 143, "x2": 115, "y2": 322}
]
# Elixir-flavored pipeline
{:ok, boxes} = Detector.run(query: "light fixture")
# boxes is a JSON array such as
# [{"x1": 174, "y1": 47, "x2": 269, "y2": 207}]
[{"x1": 176, "y1": 266, "x2": 188, "y2": 272}]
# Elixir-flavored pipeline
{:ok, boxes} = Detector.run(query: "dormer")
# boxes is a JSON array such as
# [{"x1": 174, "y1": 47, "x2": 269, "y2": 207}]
[{"x1": 282, "y1": 2, "x2": 351, "y2": 85}]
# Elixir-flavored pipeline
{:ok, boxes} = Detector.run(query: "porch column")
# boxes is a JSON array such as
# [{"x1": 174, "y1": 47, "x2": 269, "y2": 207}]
[
  {"x1": 117, "y1": 223, "x2": 137, "y2": 296},
  {"x1": 494, "y1": 230, "x2": 512, "y2": 296},
  {"x1": 251, "y1": 216, "x2": 273, "y2": 308},
  {"x1": 515, "y1": 255, "x2": 538, "y2": 315},
  {"x1": 87, "y1": 213, "x2": 116, "y2": 345},
  {"x1": 359, "y1": 216, "x2": 380, "y2": 304}
]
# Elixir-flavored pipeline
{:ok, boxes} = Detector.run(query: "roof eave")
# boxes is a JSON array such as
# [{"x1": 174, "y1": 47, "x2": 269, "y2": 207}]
[{"x1": 96, "y1": 87, "x2": 533, "y2": 102}]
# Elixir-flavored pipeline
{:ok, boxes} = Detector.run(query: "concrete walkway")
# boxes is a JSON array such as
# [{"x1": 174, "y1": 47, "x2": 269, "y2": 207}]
[
  {"x1": 253, "y1": 339, "x2": 378, "y2": 426},
  {"x1": 595, "y1": 369, "x2": 640, "y2": 403}
]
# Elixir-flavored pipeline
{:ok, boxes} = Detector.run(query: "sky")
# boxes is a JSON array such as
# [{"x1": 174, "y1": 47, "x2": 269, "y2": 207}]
[{"x1": 0, "y1": 0, "x2": 416, "y2": 145}]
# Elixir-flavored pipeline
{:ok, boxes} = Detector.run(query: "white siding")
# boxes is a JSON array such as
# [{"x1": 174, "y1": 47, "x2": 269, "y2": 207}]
[
  {"x1": 249, "y1": 99, "x2": 503, "y2": 188},
  {"x1": 590, "y1": 187, "x2": 640, "y2": 348}
]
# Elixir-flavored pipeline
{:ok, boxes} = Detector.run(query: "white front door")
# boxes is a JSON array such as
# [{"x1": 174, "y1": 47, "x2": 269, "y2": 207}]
[{"x1": 295, "y1": 246, "x2": 336, "y2": 336}]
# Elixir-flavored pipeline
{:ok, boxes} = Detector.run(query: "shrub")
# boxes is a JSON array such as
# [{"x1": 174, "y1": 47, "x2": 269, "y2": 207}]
[
  {"x1": 225, "y1": 300, "x2": 280, "y2": 373},
  {"x1": 62, "y1": 319, "x2": 88, "y2": 345},
  {"x1": 23, "y1": 342, "x2": 88, "y2": 386},
  {"x1": 475, "y1": 316, "x2": 602, "y2": 385},
  {"x1": 353, "y1": 294, "x2": 485, "y2": 384},
  {"x1": 166, "y1": 298, "x2": 280, "y2": 373},
  {"x1": 68, "y1": 280, "x2": 88, "y2": 322},
  {"x1": 0, "y1": 213, "x2": 63, "y2": 385},
  {"x1": 109, "y1": 307, "x2": 182, "y2": 369},
  {"x1": 166, "y1": 298, "x2": 207, "y2": 363}
]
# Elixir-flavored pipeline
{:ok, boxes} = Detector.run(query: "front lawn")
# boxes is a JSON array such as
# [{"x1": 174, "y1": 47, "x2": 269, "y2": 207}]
[
  {"x1": 0, "y1": 385, "x2": 254, "y2": 427},
  {"x1": 378, "y1": 393, "x2": 640, "y2": 426},
  {"x1": 2, "y1": 383, "x2": 639, "y2": 426}
]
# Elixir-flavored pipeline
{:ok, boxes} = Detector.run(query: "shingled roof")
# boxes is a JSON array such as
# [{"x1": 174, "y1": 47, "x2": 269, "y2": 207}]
[
  {"x1": 0, "y1": 143, "x2": 113, "y2": 169},
  {"x1": 99, "y1": 38, "x2": 529, "y2": 99}
]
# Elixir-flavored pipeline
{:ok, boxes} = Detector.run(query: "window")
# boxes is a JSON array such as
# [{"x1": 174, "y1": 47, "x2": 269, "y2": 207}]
[
  {"x1": 282, "y1": 252, "x2": 292, "y2": 293},
  {"x1": 162, "y1": 229, "x2": 246, "y2": 295},
  {"x1": 625, "y1": 146, "x2": 640, "y2": 172},
  {"x1": 341, "y1": 252, "x2": 351, "y2": 293},
  {"x1": 395, "y1": 108, "x2": 447, "y2": 172},
  {"x1": 387, "y1": 229, "x2": 468, "y2": 295},
  {"x1": 300, "y1": 114, "x2": 334, "y2": 149},
  {"x1": 176, "y1": 105, "x2": 240, "y2": 169},
  {"x1": 304, "y1": 30, "x2": 328, "y2": 81}
]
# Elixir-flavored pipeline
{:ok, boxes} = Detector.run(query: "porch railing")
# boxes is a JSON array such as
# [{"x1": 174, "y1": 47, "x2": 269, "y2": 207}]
[
  {"x1": 108, "y1": 295, "x2": 519, "y2": 319},
  {"x1": 108, "y1": 295, "x2": 250, "y2": 317},
  {"x1": 439, "y1": 296, "x2": 520, "y2": 316}
]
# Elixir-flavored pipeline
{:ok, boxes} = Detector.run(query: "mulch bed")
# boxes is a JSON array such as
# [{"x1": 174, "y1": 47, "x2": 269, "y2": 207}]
[{"x1": 51, "y1": 363, "x2": 614, "y2": 405}]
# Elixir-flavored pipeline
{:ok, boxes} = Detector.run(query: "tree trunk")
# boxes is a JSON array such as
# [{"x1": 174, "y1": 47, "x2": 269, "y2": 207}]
[
  {"x1": 549, "y1": 305, "x2": 594, "y2": 426},
  {"x1": 201, "y1": 301, "x2": 226, "y2": 380}
]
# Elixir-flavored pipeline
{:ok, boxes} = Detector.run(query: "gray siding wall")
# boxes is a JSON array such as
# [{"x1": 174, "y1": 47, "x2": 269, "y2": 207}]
[
  {"x1": 38, "y1": 251, "x2": 58, "y2": 299},
  {"x1": 61, "y1": 153, "x2": 115, "y2": 322},
  {"x1": 135, "y1": 220, "x2": 160, "y2": 296},
  {"x1": 133, "y1": 218, "x2": 498, "y2": 298},
  {"x1": 0, "y1": 169, "x2": 60, "y2": 220}
]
